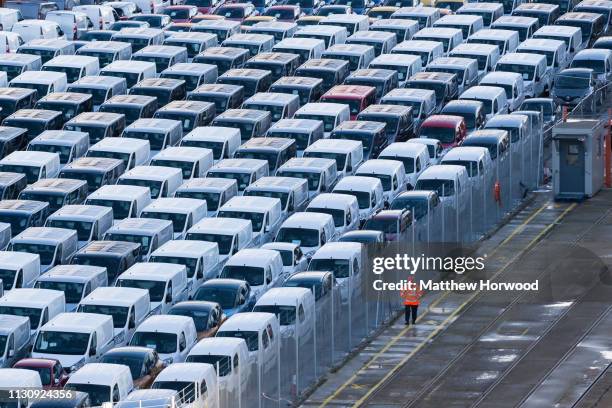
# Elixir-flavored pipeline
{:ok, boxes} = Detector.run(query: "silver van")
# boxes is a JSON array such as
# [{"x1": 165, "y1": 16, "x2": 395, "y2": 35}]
[
  {"x1": 175, "y1": 177, "x2": 238, "y2": 217},
  {"x1": 45, "y1": 204, "x2": 113, "y2": 248}
]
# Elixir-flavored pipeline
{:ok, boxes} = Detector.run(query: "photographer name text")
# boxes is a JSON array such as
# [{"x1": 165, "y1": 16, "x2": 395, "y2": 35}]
[{"x1": 373, "y1": 279, "x2": 540, "y2": 292}]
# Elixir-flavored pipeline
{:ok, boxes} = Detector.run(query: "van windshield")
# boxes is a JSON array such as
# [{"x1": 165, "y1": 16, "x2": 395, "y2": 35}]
[
  {"x1": 2, "y1": 119, "x2": 46, "y2": 141},
  {"x1": 0, "y1": 212, "x2": 30, "y2": 236},
  {"x1": 59, "y1": 169, "x2": 104, "y2": 191},
  {"x1": 117, "y1": 278, "x2": 165, "y2": 302},
  {"x1": 235, "y1": 151, "x2": 279, "y2": 172},
  {"x1": 186, "y1": 232, "x2": 233, "y2": 255},
  {"x1": 67, "y1": 86, "x2": 109, "y2": 107},
  {"x1": 496, "y1": 62, "x2": 535, "y2": 81},
  {"x1": 162, "y1": 73, "x2": 200, "y2": 91},
  {"x1": 0, "y1": 99, "x2": 18, "y2": 120},
  {"x1": 87, "y1": 198, "x2": 133, "y2": 220},
  {"x1": 245, "y1": 190, "x2": 289, "y2": 208},
  {"x1": 453, "y1": 53, "x2": 488, "y2": 71},
  {"x1": 152, "y1": 159, "x2": 194, "y2": 179},
  {"x1": 176, "y1": 191, "x2": 221, "y2": 211},
  {"x1": 244, "y1": 103, "x2": 284, "y2": 122},
  {"x1": 150, "y1": 256, "x2": 198, "y2": 278},
  {"x1": 0, "y1": 305, "x2": 41, "y2": 329},
  {"x1": 12, "y1": 83, "x2": 50, "y2": 99},
  {"x1": 132, "y1": 56, "x2": 171, "y2": 74},
  {"x1": 88, "y1": 150, "x2": 132, "y2": 169},
  {"x1": 66, "y1": 384, "x2": 110, "y2": 407},
  {"x1": 217, "y1": 330, "x2": 259, "y2": 351},
  {"x1": 64, "y1": 124, "x2": 107, "y2": 144},
  {"x1": 333, "y1": 132, "x2": 373, "y2": 155},
  {"x1": 303, "y1": 151, "x2": 347, "y2": 172},
  {"x1": 420, "y1": 126, "x2": 456, "y2": 144},
  {"x1": 79, "y1": 304, "x2": 129, "y2": 328},
  {"x1": 0, "y1": 65, "x2": 25, "y2": 82},
  {"x1": 100, "y1": 355, "x2": 144, "y2": 380},
  {"x1": 118, "y1": 178, "x2": 164, "y2": 197},
  {"x1": 334, "y1": 189, "x2": 370, "y2": 209},
  {"x1": 28, "y1": 143, "x2": 73, "y2": 164},
  {"x1": 123, "y1": 130, "x2": 167, "y2": 151},
  {"x1": 218, "y1": 210, "x2": 264, "y2": 232},
  {"x1": 0, "y1": 269, "x2": 17, "y2": 291},
  {"x1": 182, "y1": 140, "x2": 224, "y2": 160},
  {"x1": 391, "y1": 196, "x2": 428, "y2": 219},
  {"x1": 105, "y1": 233, "x2": 151, "y2": 255},
  {"x1": 222, "y1": 265, "x2": 265, "y2": 286},
  {"x1": 209, "y1": 171, "x2": 252, "y2": 191},
  {"x1": 78, "y1": 51, "x2": 115, "y2": 68},
  {"x1": 194, "y1": 57, "x2": 232, "y2": 75},
  {"x1": 296, "y1": 114, "x2": 335, "y2": 132},
  {"x1": 254, "y1": 305, "x2": 296, "y2": 325},
  {"x1": 168, "y1": 308, "x2": 209, "y2": 331},
  {"x1": 72, "y1": 255, "x2": 123, "y2": 282},
  {"x1": 100, "y1": 105, "x2": 142, "y2": 126},
  {"x1": 193, "y1": 286, "x2": 236, "y2": 309},
  {"x1": 269, "y1": 132, "x2": 310, "y2": 151},
  {"x1": 34, "y1": 330, "x2": 90, "y2": 355},
  {"x1": 36, "y1": 281, "x2": 84, "y2": 304},
  {"x1": 363, "y1": 217, "x2": 398, "y2": 234},
  {"x1": 131, "y1": 331, "x2": 178, "y2": 353},
  {"x1": 572, "y1": 59, "x2": 605, "y2": 74},
  {"x1": 415, "y1": 179, "x2": 455, "y2": 196},
  {"x1": 489, "y1": 125, "x2": 520, "y2": 143},
  {"x1": 276, "y1": 170, "x2": 321, "y2": 191},
  {"x1": 306, "y1": 207, "x2": 345, "y2": 227},
  {"x1": 19, "y1": 191, "x2": 65, "y2": 213},
  {"x1": 41, "y1": 66, "x2": 81, "y2": 84},
  {"x1": 276, "y1": 227, "x2": 319, "y2": 247},
  {"x1": 381, "y1": 155, "x2": 414, "y2": 173},
  {"x1": 442, "y1": 159, "x2": 479, "y2": 177},
  {"x1": 309, "y1": 258, "x2": 351, "y2": 278},
  {"x1": 132, "y1": 88, "x2": 173, "y2": 106},
  {"x1": 151, "y1": 381, "x2": 195, "y2": 403},
  {"x1": 186, "y1": 354, "x2": 232, "y2": 376},
  {"x1": 104, "y1": 71, "x2": 141, "y2": 89},
  {"x1": 12, "y1": 243, "x2": 56, "y2": 265},
  {"x1": 141, "y1": 211, "x2": 187, "y2": 234}
]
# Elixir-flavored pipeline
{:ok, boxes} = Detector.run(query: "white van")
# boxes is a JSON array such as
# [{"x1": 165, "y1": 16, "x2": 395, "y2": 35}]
[
  {"x1": 450, "y1": 43, "x2": 500, "y2": 79},
  {"x1": 294, "y1": 25, "x2": 348, "y2": 48},
  {"x1": 459, "y1": 86, "x2": 509, "y2": 121},
  {"x1": 206, "y1": 158, "x2": 269, "y2": 194},
  {"x1": 355, "y1": 159, "x2": 408, "y2": 204},
  {"x1": 104, "y1": 218, "x2": 173, "y2": 261},
  {"x1": 261, "y1": 242, "x2": 308, "y2": 276},
  {"x1": 434, "y1": 14, "x2": 485, "y2": 40},
  {"x1": 495, "y1": 52, "x2": 550, "y2": 97},
  {"x1": 117, "y1": 166, "x2": 183, "y2": 199},
  {"x1": 379, "y1": 142, "x2": 430, "y2": 190},
  {"x1": 186, "y1": 337, "x2": 249, "y2": 408},
  {"x1": 66, "y1": 363, "x2": 133, "y2": 406},
  {"x1": 181, "y1": 127, "x2": 241, "y2": 163},
  {"x1": 517, "y1": 38, "x2": 568, "y2": 74},
  {"x1": 441, "y1": 146, "x2": 493, "y2": 192},
  {"x1": 426, "y1": 56, "x2": 480, "y2": 94},
  {"x1": 9, "y1": 71, "x2": 68, "y2": 98},
  {"x1": 78, "y1": 286, "x2": 150, "y2": 345},
  {"x1": 87, "y1": 137, "x2": 150, "y2": 170},
  {"x1": 12, "y1": 20, "x2": 65, "y2": 43},
  {"x1": 276, "y1": 158, "x2": 338, "y2": 199},
  {"x1": 42, "y1": 55, "x2": 99, "y2": 83},
  {"x1": 415, "y1": 164, "x2": 470, "y2": 217},
  {"x1": 294, "y1": 102, "x2": 350, "y2": 138},
  {"x1": 218, "y1": 196, "x2": 282, "y2": 245},
  {"x1": 216, "y1": 312, "x2": 279, "y2": 375},
  {"x1": 323, "y1": 43, "x2": 376, "y2": 72},
  {"x1": 306, "y1": 193, "x2": 359, "y2": 237},
  {"x1": 35, "y1": 264, "x2": 107, "y2": 311},
  {"x1": 413, "y1": 27, "x2": 463, "y2": 55},
  {"x1": 333, "y1": 176, "x2": 385, "y2": 221},
  {"x1": 253, "y1": 287, "x2": 315, "y2": 341},
  {"x1": 151, "y1": 240, "x2": 220, "y2": 295},
  {"x1": 273, "y1": 38, "x2": 325, "y2": 64},
  {"x1": 86, "y1": 185, "x2": 152, "y2": 222},
  {"x1": 392, "y1": 39, "x2": 444, "y2": 67},
  {"x1": 221, "y1": 248, "x2": 284, "y2": 299},
  {"x1": 309, "y1": 242, "x2": 362, "y2": 303},
  {"x1": 276, "y1": 212, "x2": 336, "y2": 257},
  {"x1": 186, "y1": 218, "x2": 253, "y2": 262},
  {"x1": 123, "y1": 118, "x2": 182, "y2": 159},
  {"x1": 46, "y1": 11, "x2": 91, "y2": 41},
  {"x1": 0, "y1": 151, "x2": 60, "y2": 184},
  {"x1": 150, "y1": 146, "x2": 213, "y2": 180},
  {"x1": 244, "y1": 177, "x2": 309, "y2": 216},
  {"x1": 32, "y1": 312, "x2": 114, "y2": 373},
  {"x1": 480, "y1": 71, "x2": 525, "y2": 111},
  {"x1": 0, "y1": 251, "x2": 40, "y2": 292},
  {"x1": 175, "y1": 178, "x2": 238, "y2": 217},
  {"x1": 0, "y1": 369, "x2": 42, "y2": 402},
  {"x1": 0, "y1": 288, "x2": 65, "y2": 338},
  {"x1": 10, "y1": 227, "x2": 77, "y2": 272},
  {"x1": 0, "y1": 8, "x2": 20, "y2": 31},
  {"x1": 303, "y1": 139, "x2": 363, "y2": 179},
  {"x1": 28, "y1": 130, "x2": 89, "y2": 167},
  {"x1": 467, "y1": 28, "x2": 520, "y2": 55},
  {"x1": 100, "y1": 60, "x2": 157, "y2": 89},
  {"x1": 533, "y1": 25, "x2": 584, "y2": 61},
  {"x1": 0, "y1": 315, "x2": 30, "y2": 368},
  {"x1": 0, "y1": 31, "x2": 23, "y2": 53},
  {"x1": 152, "y1": 363, "x2": 218, "y2": 408},
  {"x1": 73, "y1": 5, "x2": 116, "y2": 31},
  {"x1": 140, "y1": 198, "x2": 207, "y2": 240},
  {"x1": 130, "y1": 315, "x2": 197, "y2": 364},
  {"x1": 320, "y1": 14, "x2": 369, "y2": 36},
  {"x1": 116, "y1": 262, "x2": 187, "y2": 315},
  {"x1": 369, "y1": 53, "x2": 422, "y2": 87},
  {"x1": 45, "y1": 205, "x2": 114, "y2": 248}
]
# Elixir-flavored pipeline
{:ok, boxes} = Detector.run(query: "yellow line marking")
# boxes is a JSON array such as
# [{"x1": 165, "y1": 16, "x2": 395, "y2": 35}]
[
  {"x1": 317, "y1": 201, "x2": 575, "y2": 408},
  {"x1": 351, "y1": 203, "x2": 576, "y2": 408}
]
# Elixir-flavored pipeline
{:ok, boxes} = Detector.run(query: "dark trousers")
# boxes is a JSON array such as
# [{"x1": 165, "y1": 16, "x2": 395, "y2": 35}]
[{"x1": 405, "y1": 305, "x2": 418, "y2": 324}]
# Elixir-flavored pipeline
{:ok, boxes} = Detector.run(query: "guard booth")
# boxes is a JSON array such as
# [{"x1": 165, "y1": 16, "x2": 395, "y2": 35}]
[{"x1": 552, "y1": 120, "x2": 605, "y2": 200}]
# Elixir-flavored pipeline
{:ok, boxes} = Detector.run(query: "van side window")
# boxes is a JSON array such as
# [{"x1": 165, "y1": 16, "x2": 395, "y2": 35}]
[
  {"x1": 416, "y1": 158, "x2": 421, "y2": 172},
  {"x1": 261, "y1": 330, "x2": 270, "y2": 349},
  {"x1": 479, "y1": 160, "x2": 484, "y2": 174},
  {"x1": 90, "y1": 332, "x2": 97, "y2": 354},
  {"x1": 353, "y1": 261, "x2": 360, "y2": 276},
  {"x1": 179, "y1": 332, "x2": 186, "y2": 351},
  {"x1": 233, "y1": 353, "x2": 239, "y2": 369},
  {"x1": 298, "y1": 305, "x2": 305, "y2": 323},
  {"x1": 112, "y1": 385, "x2": 119, "y2": 403},
  {"x1": 200, "y1": 380, "x2": 207, "y2": 397},
  {"x1": 266, "y1": 324, "x2": 274, "y2": 341}
]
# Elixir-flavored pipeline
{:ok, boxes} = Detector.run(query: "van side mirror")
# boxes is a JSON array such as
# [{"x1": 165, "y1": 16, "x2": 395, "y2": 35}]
[
  {"x1": 238, "y1": 295, "x2": 246, "y2": 305},
  {"x1": 89, "y1": 347, "x2": 96, "y2": 357},
  {"x1": 166, "y1": 293, "x2": 173, "y2": 303},
  {"x1": 129, "y1": 318, "x2": 136, "y2": 329},
  {"x1": 346, "y1": 163, "x2": 352, "y2": 173}
]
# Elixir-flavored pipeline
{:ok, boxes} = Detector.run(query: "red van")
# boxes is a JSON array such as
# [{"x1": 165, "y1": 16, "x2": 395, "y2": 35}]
[
  {"x1": 320, "y1": 84, "x2": 376, "y2": 120},
  {"x1": 419, "y1": 114, "x2": 466, "y2": 149}
]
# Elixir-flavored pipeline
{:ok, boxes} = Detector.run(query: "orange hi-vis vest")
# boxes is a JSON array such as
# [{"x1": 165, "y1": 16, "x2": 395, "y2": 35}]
[{"x1": 400, "y1": 286, "x2": 423, "y2": 306}]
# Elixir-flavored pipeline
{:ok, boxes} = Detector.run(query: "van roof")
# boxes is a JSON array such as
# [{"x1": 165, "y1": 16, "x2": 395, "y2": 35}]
[
  {"x1": 419, "y1": 164, "x2": 467, "y2": 179},
  {"x1": 178, "y1": 177, "x2": 237, "y2": 192},
  {"x1": 0, "y1": 53, "x2": 41, "y2": 66},
  {"x1": 0, "y1": 127, "x2": 26, "y2": 143},
  {"x1": 443, "y1": 146, "x2": 490, "y2": 161},
  {"x1": 360, "y1": 104, "x2": 411, "y2": 116},
  {"x1": 198, "y1": 46, "x2": 249, "y2": 59},
  {"x1": 154, "y1": 362, "x2": 214, "y2": 383},
  {"x1": 152, "y1": 239, "x2": 218, "y2": 258},
  {"x1": 136, "y1": 314, "x2": 192, "y2": 333},
  {"x1": 221, "y1": 196, "x2": 280, "y2": 212},
  {"x1": 357, "y1": 159, "x2": 404, "y2": 175},
  {"x1": 90, "y1": 137, "x2": 148, "y2": 154},
  {"x1": 311, "y1": 241, "x2": 361, "y2": 260},
  {"x1": 78, "y1": 240, "x2": 141, "y2": 256},
  {"x1": 481, "y1": 71, "x2": 522, "y2": 84},
  {"x1": 248, "y1": 52, "x2": 299, "y2": 65},
  {"x1": 143, "y1": 197, "x2": 206, "y2": 214},
  {"x1": 0, "y1": 368, "x2": 41, "y2": 388},
  {"x1": 429, "y1": 56, "x2": 477, "y2": 68},
  {"x1": 0, "y1": 200, "x2": 47, "y2": 214},
  {"x1": 469, "y1": 28, "x2": 518, "y2": 40},
  {"x1": 153, "y1": 146, "x2": 211, "y2": 161},
  {"x1": 324, "y1": 43, "x2": 375, "y2": 57},
  {"x1": 573, "y1": 48, "x2": 612, "y2": 60},
  {"x1": 165, "y1": 32, "x2": 217, "y2": 42},
  {"x1": 68, "y1": 112, "x2": 124, "y2": 124},
  {"x1": 11, "y1": 71, "x2": 66, "y2": 84},
  {"x1": 195, "y1": 19, "x2": 241, "y2": 29},
  {"x1": 39, "y1": 92, "x2": 91, "y2": 104},
  {"x1": 1, "y1": 150, "x2": 58, "y2": 166},
  {"x1": 0, "y1": 250, "x2": 39, "y2": 269},
  {"x1": 133, "y1": 45, "x2": 186, "y2": 57},
  {"x1": 247, "y1": 176, "x2": 306, "y2": 192},
  {"x1": 498, "y1": 52, "x2": 546, "y2": 64},
  {"x1": 422, "y1": 114, "x2": 464, "y2": 128},
  {"x1": 307, "y1": 138, "x2": 362, "y2": 153},
  {"x1": 215, "y1": 109, "x2": 269, "y2": 121},
  {"x1": 458, "y1": 2, "x2": 503, "y2": 11},
  {"x1": 279, "y1": 157, "x2": 335, "y2": 171},
  {"x1": 43, "y1": 312, "x2": 112, "y2": 333},
  {"x1": 103, "y1": 94, "x2": 156, "y2": 106},
  {"x1": 274, "y1": 37, "x2": 325, "y2": 49},
  {"x1": 282, "y1": 211, "x2": 333, "y2": 229},
  {"x1": 108, "y1": 218, "x2": 173, "y2": 234},
  {"x1": 334, "y1": 120, "x2": 386, "y2": 133},
  {"x1": 184, "y1": 127, "x2": 240, "y2": 143},
  {"x1": 493, "y1": 15, "x2": 539, "y2": 26},
  {"x1": 162, "y1": 63, "x2": 217, "y2": 76},
  {"x1": 102, "y1": 60, "x2": 156, "y2": 74},
  {"x1": 239, "y1": 137, "x2": 294, "y2": 151},
  {"x1": 299, "y1": 58, "x2": 348, "y2": 71},
  {"x1": 132, "y1": 78, "x2": 185, "y2": 90},
  {"x1": 297, "y1": 102, "x2": 348, "y2": 115},
  {"x1": 557, "y1": 11, "x2": 602, "y2": 21},
  {"x1": 0, "y1": 88, "x2": 37, "y2": 100},
  {"x1": 78, "y1": 41, "x2": 131, "y2": 52},
  {"x1": 220, "y1": 68, "x2": 270, "y2": 80},
  {"x1": 394, "y1": 39, "x2": 442, "y2": 51},
  {"x1": 309, "y1": 192, "x2": 357, "y2": 209},
  {"x1": 189, "y1": 337, "x2": 245, "y2": 356},
  {"x1": 39, "y1": 264, "x2": 107, "y2": 282},
  {"x1": 409, "y1": 71, "x2": 456, "y2": 83},
  {"x1": 0, "y1": 172, "x2": 26, "y2": 186},
  {"x1": 269, "y1": 118, "x2": 321, "y2": 132},
  {"x1": 224, "y1": 33, "x2": 274, "y2": 44},
  {"x1": 226, "y1": 248, "x2": 279, "y2": 268},
  {"x1": 371, "y1": 53, "x2": 421, "y2": 66},
  {"x1": 535, "y1": 25, "x2": 581, "y2": 35},
  {"x1": 120, "y1": 262, "x2": 185, "y2": 282},
  {"x1": 451, "y1": 43, "x2": 499, "y2": 55},
  {"x1": 486, "y1": 113, "x2": 528, "y2": 127},
  {"x1": 88, "y1": 184, "x2": 150, "y2": 201},
  {"x1": 0, "y1": 288, "x2": 63, "y2": 308},
  {"x1": 18, "y1": 38, "x2": 73, "y2": 51},
  {"x1": 120, "y1": 165, "x2": 183, "y2": 181},
  {"x1": 189, "y1": 217, "x2": 251, "y2": 233},
  {"x1": 257, "y1": 287, "x2": 311, "y2": 306},
  {"x1": 383, "y1": 87, "x2": 436, "y2": 101},
  {"x1": 81, "y1": 287, "x2": 149, "y2": 307},
  {"x1": 127, "y1": 118, "x2": 182, "y2": 132},
  {"x1": 272, "y1": 76, "x2": 322, "y2": 87},
  {"x1": 22, "y1": 178, "x2": 85, "y2": 194},
  {"x1": 71, "y1": 75, "x2": 126, "y2": 89},
  {"x1": 415, "y1": 27, "x2": 463, "y2": 38},
  {"x1": 13, "y1": 226, "x2": 76, "y2": 245},
  {"x1": 43, "y1": 55, "x2": 98, "y2": 69},
  {"x1": 6, "y1": 109, "x2": 62, "y2": 122},
  {"x1": 244, "y1": 92, "x2": 298, "y2": 106},
  {"x1": 394, "y1": 6, "x2": 439, "y2": 16},
  {"x1": 219, "y1": 312, "x2": 276, "y2": 331},
  {"x1": 371, "y1": 18, "x2": 419, "y2": 29},
  {"x1": 49, "y1": 204, "x2": 112, "y2": 222},
  {"x1": 324, "y1": 85, "x2": 376, "y2": 99},
  {"x1": 348, "y1": 31, "x2": 396, "y2": 41},
  {"x1": 515, "y1": 3, "x2": 559, "y2": 11},
  {"x1": 192, "y1": 83, "x2": 243, "y2": 95},
  {"x1": 156, "y1": 100, "x2": 213, "y2": 113},
  {"x1": 63, "y1": 157, "x2": 124, "y2": 172},
  {"x1": 461, "y1": 85, "x2": 506, "y2": 99},
  {"x1": 0, "y1": 315, "x2": 29, "y2": 335},
  {"x1": 518, "y1": 38, "x2": 565, "y2": 51},
  {"x1": 67, "y1": 363, "x2": 131, "y2": 387}
]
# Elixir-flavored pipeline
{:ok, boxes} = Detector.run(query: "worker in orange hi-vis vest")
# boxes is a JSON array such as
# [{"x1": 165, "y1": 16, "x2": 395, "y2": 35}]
[{"x1": 400, "y1": 277, "x2": 424, "y2": 326}]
